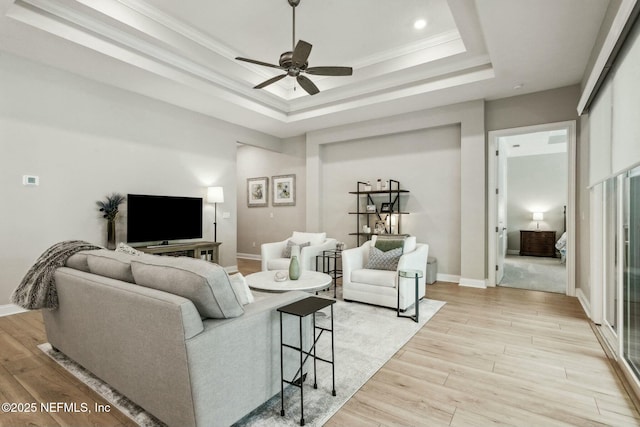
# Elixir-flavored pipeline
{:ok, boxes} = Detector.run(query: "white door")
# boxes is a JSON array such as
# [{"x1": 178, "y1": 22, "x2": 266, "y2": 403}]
[{"x1": 496, "y1": 140, "x2": 508, "y2": 284}]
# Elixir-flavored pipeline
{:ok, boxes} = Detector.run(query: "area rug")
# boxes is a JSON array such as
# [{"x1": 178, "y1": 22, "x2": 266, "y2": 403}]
[
  {"x1": 39, "y1": 298, "x2": 445, "y2": 427},
  {"x1": 500, "y1": 254, "x2": 566, "y2": 293}
]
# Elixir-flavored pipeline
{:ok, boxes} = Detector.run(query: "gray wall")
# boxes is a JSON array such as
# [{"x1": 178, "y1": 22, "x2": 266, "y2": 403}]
[
  {"x1": 0, "y1": 53, "x2": 279, "y2": 306},
  {"x1": 506, "y1": 153, "x2": 568, "y2": 251},
  {"x1": 486, "y1": 85, "x2": 581, "y2": 132},
  {"x1": 321, "y1": 125, "x2": 462, "y2": 276},
  {"x1": 236, "y1": 138, "x2": 306, "y2": 256}
]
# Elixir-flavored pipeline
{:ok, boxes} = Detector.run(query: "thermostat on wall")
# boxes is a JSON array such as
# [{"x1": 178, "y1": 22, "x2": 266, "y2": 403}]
[{"x1": 22, "y1": 175, "x2": 39, "y2": 186}]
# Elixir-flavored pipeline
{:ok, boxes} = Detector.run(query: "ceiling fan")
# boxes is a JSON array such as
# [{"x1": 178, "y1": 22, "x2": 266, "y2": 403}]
[{"x1": 235, "y1": 0, "x2": 353, "y2": 96}]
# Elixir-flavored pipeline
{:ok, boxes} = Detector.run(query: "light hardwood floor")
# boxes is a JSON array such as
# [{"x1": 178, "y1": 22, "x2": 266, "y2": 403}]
[{"x1": 0, "y1": 259, "x2": 637, "y2": 427}]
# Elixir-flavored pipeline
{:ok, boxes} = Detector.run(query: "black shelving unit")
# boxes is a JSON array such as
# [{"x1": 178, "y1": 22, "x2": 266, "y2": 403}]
[{"x1": 348, "y1": 179, "x2": 410, "y2": 246}]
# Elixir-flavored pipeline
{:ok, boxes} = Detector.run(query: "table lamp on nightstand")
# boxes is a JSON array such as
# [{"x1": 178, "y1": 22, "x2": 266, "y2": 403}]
[
  {"x1": 207, "y1": 186, "x2": 224, "y2": 242},
  {"x1": 532, "y1": 212, "x2": 543, "y2": 230}
]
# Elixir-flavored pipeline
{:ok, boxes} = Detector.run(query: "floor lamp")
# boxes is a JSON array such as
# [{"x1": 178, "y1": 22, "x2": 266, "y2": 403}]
[{"x1": 207, "y1": 187, "x2": 224, "y2": 242}]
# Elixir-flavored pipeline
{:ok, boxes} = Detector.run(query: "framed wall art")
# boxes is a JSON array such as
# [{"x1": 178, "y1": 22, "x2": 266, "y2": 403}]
[
  {"x1": 272, "y1": 174, "x2": 296, "y2": 206},
  {"x1": 247, "y1": 177, "x2": 268, "y2": 207}
]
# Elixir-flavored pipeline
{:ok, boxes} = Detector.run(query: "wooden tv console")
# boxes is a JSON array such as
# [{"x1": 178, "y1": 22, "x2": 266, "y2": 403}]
[{"x1": 136, "y1": 241, "x2": 221, "y2": 264}]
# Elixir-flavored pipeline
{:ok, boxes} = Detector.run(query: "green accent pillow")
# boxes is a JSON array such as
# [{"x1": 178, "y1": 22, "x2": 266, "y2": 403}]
[{"x1": 374, "y1": 238, "x2": 405, "y2": 253}]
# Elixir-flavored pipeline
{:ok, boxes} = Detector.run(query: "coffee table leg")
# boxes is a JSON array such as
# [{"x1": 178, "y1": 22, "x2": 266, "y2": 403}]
[{"x1": 331, "y1": 304, "x2": 336, "y2": 396}]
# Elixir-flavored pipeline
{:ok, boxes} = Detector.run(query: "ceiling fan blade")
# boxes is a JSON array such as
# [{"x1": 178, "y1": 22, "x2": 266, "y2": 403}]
[
  {"x1": 236, "y1": 57, "x2": 284, "y2": 70},
  {"x1": 291, "y1": 40, "x2": 312, "y2": 68},
  {"x1": 305, "y1": 66, "x2": 353, "y2": 76},
  {"x1": 254, "y1": 74, "x2": 287, "y2": 89},
  {"x1": 297, "y1": 75, "x2": 319, "y2": 95}
]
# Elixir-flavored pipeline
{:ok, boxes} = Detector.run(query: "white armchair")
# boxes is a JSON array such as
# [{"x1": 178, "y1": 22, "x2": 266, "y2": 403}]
[
  {"x1": 342, "y1": 236, "x2": 429, "y2": 310},
  {"x1": 261, "y1": 231, "x2": 337, "y2": 272}
]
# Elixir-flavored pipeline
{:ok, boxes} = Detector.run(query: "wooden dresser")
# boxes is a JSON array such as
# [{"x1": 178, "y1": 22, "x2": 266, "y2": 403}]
[{"x1": 520, "y1": 230, "x2": 556, "y2": 257}]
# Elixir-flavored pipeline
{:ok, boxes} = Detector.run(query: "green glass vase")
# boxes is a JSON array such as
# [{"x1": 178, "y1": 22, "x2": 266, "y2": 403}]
[{"x1": 289, "y1": 255, "x2": 300, "y2": 280}]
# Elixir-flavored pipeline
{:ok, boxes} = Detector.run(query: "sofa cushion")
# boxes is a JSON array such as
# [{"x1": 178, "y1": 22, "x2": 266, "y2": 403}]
[
  {"x1": 291, "y1": 231, "x2": 326, "y2": 246},
  {"x1": 267, "y1": 258, "x2": 291, "y2": 271},
  {"x1": 86, "y1": 249, "x2": 137, "y2": 283},
  {"x1": 282, "y1": 240, "x2": 310, "y2": 258},
  {"x1": 229, "y1": 273, "x2": 255, "y2": 305},
  {"x1": 65, "y1": 251, "x2": 93, "y2": 272},
  {"x1": 366, "y1": 246, "x2": 403, "y2": 271},
  {"x1": 351, "y1": 268, "x2": 396, "y2": 288},
  {"x1": 131, "y1": 257, "x2": 244, "y2": 319}
]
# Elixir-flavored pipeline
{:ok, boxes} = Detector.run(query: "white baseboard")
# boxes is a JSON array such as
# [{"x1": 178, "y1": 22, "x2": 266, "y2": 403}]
[
  {"x1": 436, "y1": 274, "x2": 460, "y2": 283},
  {"x1": 237, "y1": 253, "x2": 261, "y2": 261},
  {"x1": 507, "y1": 249, "x2": 520, "y2": 255},
  {"x1": 0, "y1": 304, "x2": 27, "y2": 317},
  {"x1": 459, "y1": 277, "x2": 487, "y2": 288},
  {"x1": 575, "y1": 287, "x2": 591, "y2": 320}
]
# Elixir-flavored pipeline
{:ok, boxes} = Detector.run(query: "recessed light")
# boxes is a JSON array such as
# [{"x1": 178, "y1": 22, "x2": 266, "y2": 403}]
[{"x1": 414, "y1": 19, "x2": 427, "y2": 30}]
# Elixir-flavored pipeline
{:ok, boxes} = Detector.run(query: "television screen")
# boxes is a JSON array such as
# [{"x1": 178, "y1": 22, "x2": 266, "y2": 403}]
[{"x1": 127, "y1": 194, "x2": 203, "y2": 244}]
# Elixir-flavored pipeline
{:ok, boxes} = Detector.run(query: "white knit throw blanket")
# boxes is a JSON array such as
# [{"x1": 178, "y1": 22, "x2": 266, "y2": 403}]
[{"x1": 11, "y1": 240, "x2": 101, "y2": 310}]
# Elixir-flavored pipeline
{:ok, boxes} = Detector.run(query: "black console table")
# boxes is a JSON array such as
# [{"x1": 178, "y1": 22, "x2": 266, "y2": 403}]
[{"x1": 278, "y1": 296, "x2": 336, "y2": 426}]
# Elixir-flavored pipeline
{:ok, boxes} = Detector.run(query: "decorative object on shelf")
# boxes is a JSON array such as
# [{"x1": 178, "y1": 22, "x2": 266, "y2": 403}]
[
  {"x1": 380, "y1": 202, "x2": 392, "y2": 213},
  {"x1": 274, "y1": 271, "x2": 288, "y2": 282},
  {"x1": 374, "y1": 220, "x2": 387, "y2": 234},
  {"x1": 247, "y1": 177, "x2": 268, "y2": 207},
  {"x1": 288, "y1": 245, "x2": 301, "y2": 280},
  {"x1": 382, "y1": 180, "x2": 389, "y2": 190},
  {"x1": 366, "y1": 204, "x2": 376, "y2": 212},
  {"x1": 272, "y1": 174, "x2": 296, "y2": 206},
  {"x1": 207, "y1": 186, "x2": 224, "y2": 242},
  {"x1": 96, "y1": 193, "x2": 126, "y2": 250},
  {"x1": 364, "y1": 181, "x2": 372, "y2": 191},
  {"x1": 532, "y1": 212, "x2": 544, "y2": 230},
  {"x1": 376, "y1": 179, "x2": 382, "y2": 190},
  {"x1": 363, "y1": 225, "x2": 371, "y2": 233}
]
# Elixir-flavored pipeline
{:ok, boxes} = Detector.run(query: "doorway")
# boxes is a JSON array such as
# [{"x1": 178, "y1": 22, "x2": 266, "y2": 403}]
[{"x1": 488, "y1": 121, "x2": 576, "y2": 295}]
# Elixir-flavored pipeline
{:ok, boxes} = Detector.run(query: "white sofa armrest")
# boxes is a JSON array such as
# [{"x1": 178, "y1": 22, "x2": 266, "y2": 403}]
[
  {"x1": 342, "y1": 242, "x2": 370, "y2": 286},
  {"x1": 300, "y1": 238, "x2": 337, "y2": 270},
  {"x1": 397, "y1": 244, "x2": 429, "y2": 275},
  {"x1": 261, "y1": 240, "x2": 287, "y2": 271}
]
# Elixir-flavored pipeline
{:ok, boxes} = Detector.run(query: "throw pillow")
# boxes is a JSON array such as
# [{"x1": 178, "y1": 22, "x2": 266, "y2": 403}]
[
  {"x1": 229, "y1": 272, "x2": 255, "y2": 305},
  {"x1": 366, "y1": 246, "x2": 403, "y2": 271},
  {"x1": 374, "y1": 237, "x2": 405, "y2": 253},
  {"x1": 282, "y1": 240, "x2": 311, "y2": 258},
  {"x1": 131, "y1": 256, "x2": 244, "y2": 319},
  {"x1": 86, "y1": 249, "x2": 137, "y2": 283},
  {"x1": 291, "y1": 231, "x2": 326, "y2": 247},
  {"x1": 115, "y1": 242, "x2": 144, "y2": 256}
]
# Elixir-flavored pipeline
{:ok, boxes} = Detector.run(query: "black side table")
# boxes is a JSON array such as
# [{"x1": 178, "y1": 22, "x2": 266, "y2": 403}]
[
  {"x1": 315, "y1": 250, "x2": 342, "y2": 298},
  {"x1": 278, "y1": 296, "x2": 336, "y2": 426}
]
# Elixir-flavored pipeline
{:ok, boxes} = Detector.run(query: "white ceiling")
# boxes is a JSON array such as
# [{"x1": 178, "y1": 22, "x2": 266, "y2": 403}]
[
  {"x1": 0, "y1": 0, "x2": 610, "y2": 138},
  {"x1": 501, "y1": 130, "x2": 568, "y2": 158}
]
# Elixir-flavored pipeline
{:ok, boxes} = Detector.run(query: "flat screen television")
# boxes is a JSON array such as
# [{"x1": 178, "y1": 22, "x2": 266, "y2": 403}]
[{"x1": 127, "y1": 194, "x2": 203, "y2": 244}]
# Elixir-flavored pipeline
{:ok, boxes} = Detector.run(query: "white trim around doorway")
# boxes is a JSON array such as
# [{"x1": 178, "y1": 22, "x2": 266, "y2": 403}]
[{"x1": 487, "y1": 120, "x2": 576, "y2": 296}]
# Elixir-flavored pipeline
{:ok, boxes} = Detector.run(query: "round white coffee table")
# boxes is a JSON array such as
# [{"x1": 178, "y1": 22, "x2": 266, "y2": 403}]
[{"x1": 246, "y1": 270, "x2": 332, "y2": 293}]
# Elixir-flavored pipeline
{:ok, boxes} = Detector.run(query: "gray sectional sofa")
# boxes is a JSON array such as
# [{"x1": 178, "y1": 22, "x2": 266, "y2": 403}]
[{"x1": 43, "y1": 249, "x2": 308, "y2": 427}]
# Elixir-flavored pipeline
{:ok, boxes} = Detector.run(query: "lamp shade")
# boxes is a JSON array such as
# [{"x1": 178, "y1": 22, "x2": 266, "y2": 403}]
[
  {"x1": 207, "y1": 187, "x2": 224, "y2": 203},
  {"x1": 532, "y1": 212, "x2": 544, "y2": 221}
]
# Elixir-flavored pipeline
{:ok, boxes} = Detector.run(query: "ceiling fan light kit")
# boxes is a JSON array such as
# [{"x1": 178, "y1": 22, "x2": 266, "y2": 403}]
[{"x1": 235, "y1": 0, "x2": 352, "y2": 95}]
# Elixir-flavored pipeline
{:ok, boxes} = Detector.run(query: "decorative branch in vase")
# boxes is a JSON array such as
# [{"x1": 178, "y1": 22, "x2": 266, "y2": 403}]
[{"x1": 96, "y1": 193, "x2": 126, "y2": 250}]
